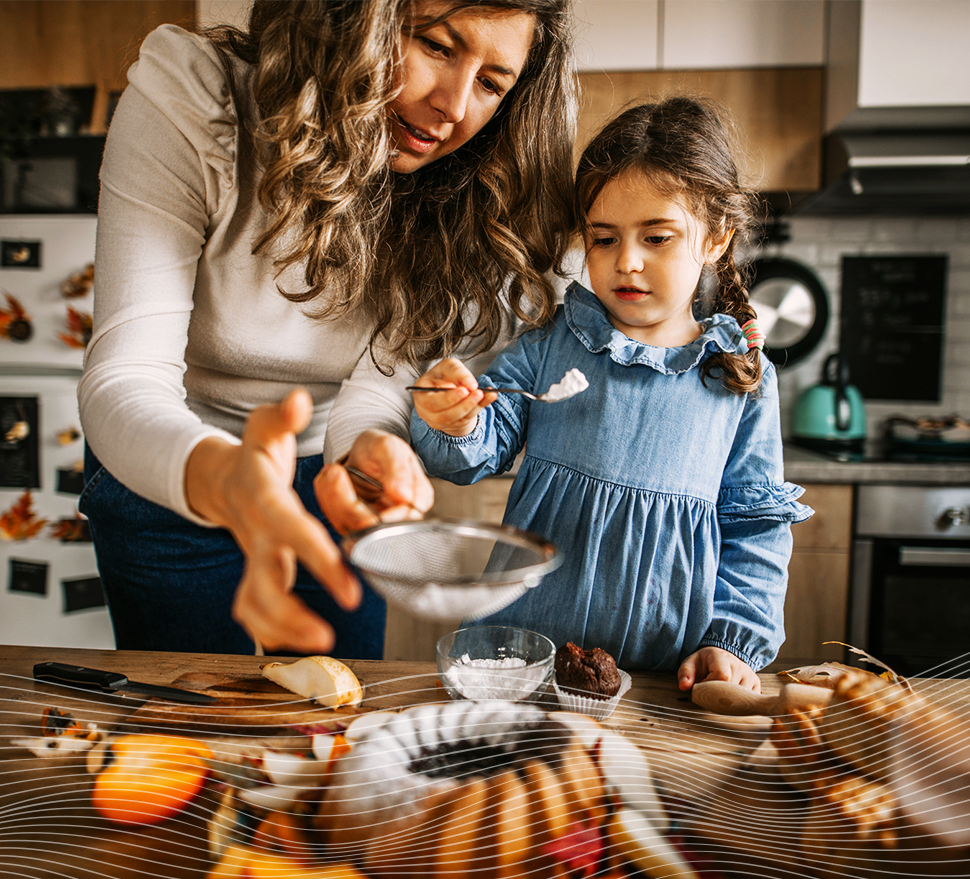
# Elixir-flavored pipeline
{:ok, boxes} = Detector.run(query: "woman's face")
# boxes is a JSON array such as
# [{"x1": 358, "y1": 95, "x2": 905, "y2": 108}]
[{"x1": 390, "y1": 1, "x2": 535, "y2": 173}]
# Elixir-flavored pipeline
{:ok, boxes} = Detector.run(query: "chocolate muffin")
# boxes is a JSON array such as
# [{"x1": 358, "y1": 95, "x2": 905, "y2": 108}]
[{"x1": 554, "y1": 642, "x2": 621, "y2": 700}]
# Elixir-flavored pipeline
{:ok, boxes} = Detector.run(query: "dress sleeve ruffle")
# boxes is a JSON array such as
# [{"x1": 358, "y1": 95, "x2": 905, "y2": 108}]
[{"x1": 717, "y1": 483, "x2": 814, "y2": 524}]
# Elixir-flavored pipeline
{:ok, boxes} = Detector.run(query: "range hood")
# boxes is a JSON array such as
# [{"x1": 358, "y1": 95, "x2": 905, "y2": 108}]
[
  {"x1": 797, "y1": 129, "x2": 970, "y2": 216},
  {"x1": 793, "y1": 0, "x2": 970, "y2": 216}
]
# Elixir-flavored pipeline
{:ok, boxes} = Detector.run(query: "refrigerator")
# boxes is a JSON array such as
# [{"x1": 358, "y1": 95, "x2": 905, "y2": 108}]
[{"x1": 0, "y1": 214, "x2": 112, "y2": 648}]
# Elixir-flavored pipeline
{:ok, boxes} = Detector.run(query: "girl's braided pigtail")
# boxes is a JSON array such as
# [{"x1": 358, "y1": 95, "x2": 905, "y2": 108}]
[{"x1": 699, "y1": 250, "x2": 764, "y2": 396}]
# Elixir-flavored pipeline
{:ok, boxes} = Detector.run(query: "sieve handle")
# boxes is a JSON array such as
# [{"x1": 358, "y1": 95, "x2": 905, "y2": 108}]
[{"x1": 345, "y1": 466, "x2": 423, "y2": 517}]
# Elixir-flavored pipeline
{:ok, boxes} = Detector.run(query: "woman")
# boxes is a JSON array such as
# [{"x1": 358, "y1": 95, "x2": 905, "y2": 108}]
[{"x1": 78, "y1": 0, "x2": 577, "y2": 656}]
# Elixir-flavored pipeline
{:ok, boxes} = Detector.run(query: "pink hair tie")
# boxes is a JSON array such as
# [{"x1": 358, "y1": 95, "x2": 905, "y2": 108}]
[{"x1": 740, "y1": 319, "x2": 765, "y2": 351}]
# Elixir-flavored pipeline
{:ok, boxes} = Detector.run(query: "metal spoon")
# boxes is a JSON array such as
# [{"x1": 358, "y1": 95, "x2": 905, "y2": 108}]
[
  {"x1": 406, "y1": 368, "x2": 588, "y2": 404},
  {"x1": 407, "y1": 385, "x2": 547, "y2": 401}
]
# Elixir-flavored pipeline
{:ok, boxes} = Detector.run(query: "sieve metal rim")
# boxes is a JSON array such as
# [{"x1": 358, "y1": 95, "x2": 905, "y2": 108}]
[{"x1": 340, "y1": 516, "x2": 562, "y2": 586}]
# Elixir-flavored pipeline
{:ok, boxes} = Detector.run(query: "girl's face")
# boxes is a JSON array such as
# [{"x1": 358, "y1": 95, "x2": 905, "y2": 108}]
[
  {"x1": 583, "y1": 170, "x2": 733, "y2": 347},
  {"x1": 390, "y1": 1, "x2": 534, "y2": 173}
]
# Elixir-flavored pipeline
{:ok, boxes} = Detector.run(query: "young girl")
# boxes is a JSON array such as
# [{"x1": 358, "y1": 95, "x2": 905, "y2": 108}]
[{"x1": 409, "y1": 97, "x2": 813, "y2": 692}]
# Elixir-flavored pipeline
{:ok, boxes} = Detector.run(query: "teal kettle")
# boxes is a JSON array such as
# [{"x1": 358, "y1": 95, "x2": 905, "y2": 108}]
[{"x1": 791, "y1": 353, "x2": 867, "y2": 454}]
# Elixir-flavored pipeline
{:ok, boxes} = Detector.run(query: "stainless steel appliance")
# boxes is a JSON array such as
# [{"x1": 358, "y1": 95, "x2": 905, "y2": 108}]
[{"x1": 850, "y1": 485, "x2": 970, "y2": 677}]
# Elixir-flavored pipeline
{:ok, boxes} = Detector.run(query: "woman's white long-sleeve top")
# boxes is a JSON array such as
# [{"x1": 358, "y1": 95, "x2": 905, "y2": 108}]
[{"x1": 79, "y1": 25, "x2": 416, "y2": 524}]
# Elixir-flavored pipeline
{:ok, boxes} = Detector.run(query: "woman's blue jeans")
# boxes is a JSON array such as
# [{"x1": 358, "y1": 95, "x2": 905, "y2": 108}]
[{"x1": 80, "y1": 446, "x2": 386, "y2": 657}]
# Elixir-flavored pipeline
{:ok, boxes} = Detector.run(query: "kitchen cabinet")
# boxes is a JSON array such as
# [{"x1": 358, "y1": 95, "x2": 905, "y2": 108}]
[
  {"x1": 577, "y1": 67, "x2": 824, "y2": 192},
  {"x1": 826, "y1": 0, "x2": 970, "y2": 130},
  {"x1": 382, "y1": 477, "x2": 514, "y2": 662},
  {"x1": 775, "y1": 483, "x2": 853, "y2": 667},
  {"x1": 0, "y1": 0, "x2": 196, "y2": 133},
  {"x1": 575, "y1": 0, "x2": 824, "y2": 72}
]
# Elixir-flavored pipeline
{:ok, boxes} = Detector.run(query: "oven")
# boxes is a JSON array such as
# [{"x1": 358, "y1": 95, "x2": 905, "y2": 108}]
[{"x1": 849, "y1": 485, "x2": 970, "y2": 677}]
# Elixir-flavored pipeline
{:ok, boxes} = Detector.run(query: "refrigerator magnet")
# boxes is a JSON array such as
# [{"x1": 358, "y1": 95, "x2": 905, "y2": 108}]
[{"x1": 8, "y1": 558, "x2": 48, "y2": 596}]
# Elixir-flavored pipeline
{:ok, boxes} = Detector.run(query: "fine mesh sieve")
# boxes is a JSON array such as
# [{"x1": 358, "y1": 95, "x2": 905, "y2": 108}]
[{"x1": 341, "y1": 518, "x2": 562, "y2": 621}]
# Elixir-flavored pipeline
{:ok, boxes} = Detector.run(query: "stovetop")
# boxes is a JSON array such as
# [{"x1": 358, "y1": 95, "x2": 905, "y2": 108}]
[{"x1": 817, "y1": 445, "x2": 970, "y2": 464}]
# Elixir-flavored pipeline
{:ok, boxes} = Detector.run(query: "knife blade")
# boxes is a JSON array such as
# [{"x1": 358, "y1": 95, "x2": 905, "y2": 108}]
[{"x1": 33, "y1": 661, "x2": 219, "y2": 705}]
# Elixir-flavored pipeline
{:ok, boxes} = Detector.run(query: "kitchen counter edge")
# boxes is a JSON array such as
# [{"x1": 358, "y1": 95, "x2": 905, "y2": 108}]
[{"x1": 783, "y1": 445, "x2": 970, "y2": 486}]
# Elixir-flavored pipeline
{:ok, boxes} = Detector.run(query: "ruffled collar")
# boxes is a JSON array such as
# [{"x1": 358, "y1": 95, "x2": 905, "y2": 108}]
[{"x1": 563, "y1": 281, "x2": 743, "y2": 375}]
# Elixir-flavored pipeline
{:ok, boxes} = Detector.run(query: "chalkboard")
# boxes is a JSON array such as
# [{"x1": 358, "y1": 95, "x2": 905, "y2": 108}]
[{"x1": 839, "y1": 255, "x2": 947, "y2": 402}]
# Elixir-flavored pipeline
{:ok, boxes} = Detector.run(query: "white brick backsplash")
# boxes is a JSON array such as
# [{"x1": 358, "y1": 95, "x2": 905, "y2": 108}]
[
  {"x1": 817, "y1": 244, "x2": 852, "y2": 268},
  {"x1": 949, "y1": 244, "x2": 970, "y2": 269},
  {"x1": 916, "y1": 218, "x2": 961, "y2": 245},
  {"x1": 873, "y1": 219, "x2": 918, "y2": 243}
]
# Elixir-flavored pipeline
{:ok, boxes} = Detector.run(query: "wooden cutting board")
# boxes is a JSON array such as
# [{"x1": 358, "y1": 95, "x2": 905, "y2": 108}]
[{"x1": 118, "y1": 670, "x2": 363, "y2": 736}]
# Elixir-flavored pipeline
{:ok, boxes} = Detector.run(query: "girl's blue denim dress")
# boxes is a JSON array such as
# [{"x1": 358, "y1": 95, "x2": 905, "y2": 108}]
[{"x1": 411, "y1": 283, "x2": 812, "y2": 671}]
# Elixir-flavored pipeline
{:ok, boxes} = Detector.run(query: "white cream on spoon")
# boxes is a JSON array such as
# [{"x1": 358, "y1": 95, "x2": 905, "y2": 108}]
[{"x1": 539, "y1": 368, "x2": 589, "y2": 402}]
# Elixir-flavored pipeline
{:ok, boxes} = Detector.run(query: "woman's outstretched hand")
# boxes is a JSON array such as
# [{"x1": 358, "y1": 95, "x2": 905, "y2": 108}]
[
  {"x1": 317, "y1": 429, "x2": 434, "y2": 536},
  {"x1": 185, "y1": 389, "x2": 361, "y2": 654}
]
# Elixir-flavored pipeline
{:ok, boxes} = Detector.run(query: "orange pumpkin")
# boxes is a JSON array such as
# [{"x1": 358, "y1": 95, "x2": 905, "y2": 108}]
[
  {"x1": 92, "y1": 734, "x2": 213, "y2": 826},
  {"x1": 207, "y1": 845, "x2": 365, "y2": 879}
]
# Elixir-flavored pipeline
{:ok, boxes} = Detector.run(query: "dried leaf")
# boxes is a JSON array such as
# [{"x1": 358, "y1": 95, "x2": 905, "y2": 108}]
[
  {"x1": 1, "y1": 292, "x2": 28, "y2": 320},
  {"x1": 57, "y1": 426, "x2": 81, "y2": 445},
  {"x1": 61, "y1": 263, "x2": 94, "y2": 298},
  {"x1": 0, "y1": 491, "x2": 49, "y2": 541},
  {"x1": 822, "y1": 642, "x2": 911, "y2": 692},
  {"x1": 0, "y1": 292, "x2": 31, "y2": 340},
  {"x1": 49, "y1": 515, "x2": 91, "y2": 542},
  {"x1": 777, "y1": 662, "x2": 863, "y2": 688},
  {"x1": 57, "y1": 306, "x2": 92, "y2": 348}
]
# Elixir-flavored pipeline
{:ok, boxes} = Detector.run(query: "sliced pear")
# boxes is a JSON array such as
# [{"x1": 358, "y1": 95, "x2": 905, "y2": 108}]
[
  {"x1": 597, "y1": 731, "x2": 670, "y2": 831},
  {"x1": 262, "y1": 749, "x2": 332, "y2": 786},
  {"x1": 607, "y1": 807, "x2": 699, "y2": 879},
  {"x1": 261, "y1": 656, "x2": 363, "y2": 708},
  {"x1": 11, "y1": 735, "x2": 97, "y2": 757}
]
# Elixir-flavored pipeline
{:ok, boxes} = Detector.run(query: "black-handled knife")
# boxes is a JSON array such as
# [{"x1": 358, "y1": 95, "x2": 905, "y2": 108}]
[{"x1": 33, "y1": 662, "x2": 219, "y2": 705}]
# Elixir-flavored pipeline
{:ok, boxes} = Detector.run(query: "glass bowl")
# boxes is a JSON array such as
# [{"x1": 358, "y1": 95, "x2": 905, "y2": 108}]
[{"x1": 436, "y1": 626, "x2": 555, "y2": 702}]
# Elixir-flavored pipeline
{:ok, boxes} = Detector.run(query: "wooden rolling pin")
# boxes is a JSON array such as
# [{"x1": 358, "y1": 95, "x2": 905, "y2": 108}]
[{"x1": 692, "y1": 680, "x2": 833, "y2": 716}]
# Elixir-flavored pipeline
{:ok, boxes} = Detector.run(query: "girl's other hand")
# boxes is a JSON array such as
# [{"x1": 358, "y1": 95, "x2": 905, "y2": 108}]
[
  {"x1": 678, "y1": 646, "x2": 761, "y2": 693},
  {"x1": 411, "y1": 357, "x2": 497, "y2": 436},
  {"x1": 185, "y1": 389, "x2": 360, "y2": 654},
  {"x1": 317, "y1": 429, "x2": 434, "y2": 536}
]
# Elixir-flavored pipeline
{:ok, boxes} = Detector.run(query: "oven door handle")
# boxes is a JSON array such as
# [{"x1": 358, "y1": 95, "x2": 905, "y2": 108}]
[{"x1": 899, "y1": 547, "x2": 970, "y2": 567}]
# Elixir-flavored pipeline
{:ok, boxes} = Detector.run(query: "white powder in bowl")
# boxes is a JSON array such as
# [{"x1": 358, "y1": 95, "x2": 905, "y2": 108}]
[
  {"x1": 541, "y1": 368, "x2": 589, "y2": 402},
  {"x1": 444, "y1": 653, "x2": 549, "y2": 701}
]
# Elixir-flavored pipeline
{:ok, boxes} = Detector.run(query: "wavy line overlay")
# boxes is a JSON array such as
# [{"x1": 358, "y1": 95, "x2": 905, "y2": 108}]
[{"x1": 2, "y1": 656, "x2": 970, "y2": 879}]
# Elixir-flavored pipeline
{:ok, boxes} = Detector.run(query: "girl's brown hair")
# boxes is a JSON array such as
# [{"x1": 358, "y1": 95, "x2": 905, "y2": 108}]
[
  {"x1": 207, "y1": 0, "x2": 577, "y2": 370},
  {"x1": 575, "y1": 96, "x2": 763, "y2": 395}
]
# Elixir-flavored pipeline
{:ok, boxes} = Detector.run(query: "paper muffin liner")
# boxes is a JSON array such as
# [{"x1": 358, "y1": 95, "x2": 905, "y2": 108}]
[{"x1": 553, "y1": 669, "x2": 631, "y2": 720}]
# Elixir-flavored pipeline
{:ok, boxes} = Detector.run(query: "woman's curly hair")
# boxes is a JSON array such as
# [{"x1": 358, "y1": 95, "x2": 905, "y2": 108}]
[
  {"x1": 575, "y1": 96, "x2": 764, "y2": 396},
  {"x1": 207, "y1": 0, "x2": 577, "y2": 370}
]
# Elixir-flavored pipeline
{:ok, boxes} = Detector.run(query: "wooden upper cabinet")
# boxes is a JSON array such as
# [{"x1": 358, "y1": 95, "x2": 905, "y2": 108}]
[
  {"x1": 577, "y1": 67, "x2": 824, "y2": 193},
  {"x1": 0, "y1": 0, "x2": 196, "y2": 132},
  {"x1": 572, "y1": 1, "x2": 825, "y2": 193}
]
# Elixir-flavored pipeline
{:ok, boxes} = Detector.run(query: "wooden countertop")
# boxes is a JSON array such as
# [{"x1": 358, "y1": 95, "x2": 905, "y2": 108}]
[
  {"x1": 0, "y1": 645, "x2": 770, "y2": 878},
  {"x1": 2, "y1": 645, "x2": 968, "y2": 878}
]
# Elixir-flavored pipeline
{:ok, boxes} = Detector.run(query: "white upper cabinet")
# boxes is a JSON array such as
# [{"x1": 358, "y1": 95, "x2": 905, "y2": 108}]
[
  {"x1": 663, "y1": 0, "x2": 825, "y2": 69},
  {"x1": 573, "y1": 1, "x2": 660, "y2": 71},
  {"x1": 856, "y1": 0, "x2": 970, "y2": 108},
  {"x1": 826, "y1": 0, "x2": 970, "y2": 130},
  {"x1": 573, "y1": 0, "x2": 825, "y2": 72}
]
